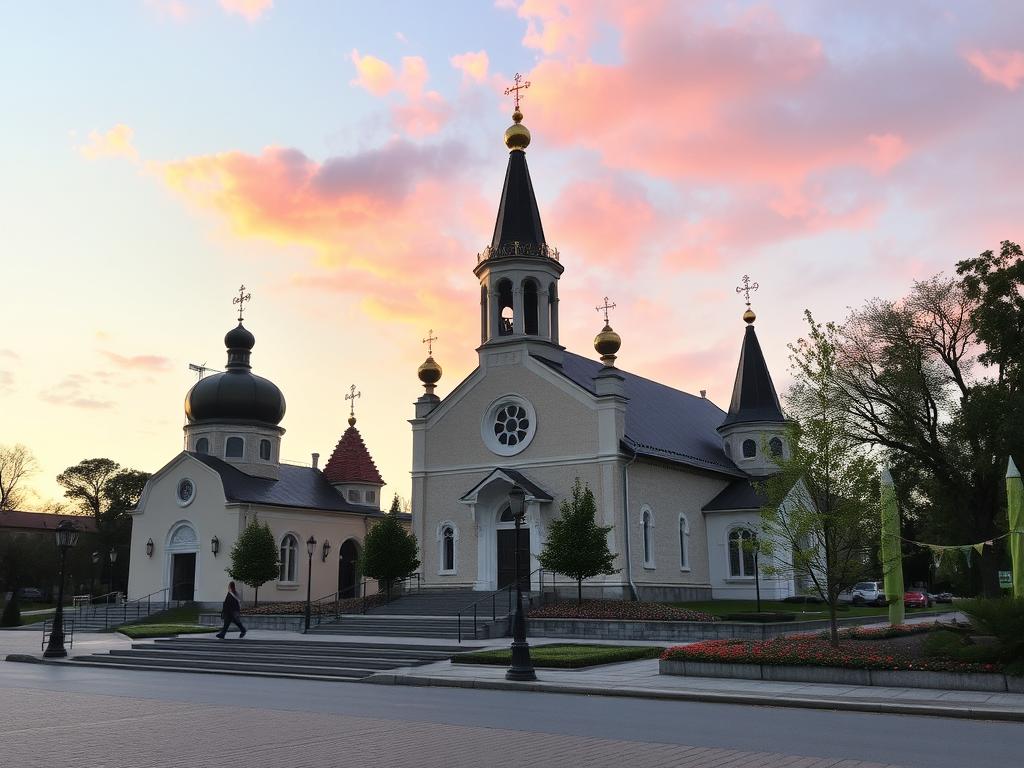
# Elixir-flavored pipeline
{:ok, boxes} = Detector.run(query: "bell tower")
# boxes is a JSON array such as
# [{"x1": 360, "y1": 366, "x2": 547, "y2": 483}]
[{"x1": 474, "y1": 74, "x2": 564, "y2": 364}]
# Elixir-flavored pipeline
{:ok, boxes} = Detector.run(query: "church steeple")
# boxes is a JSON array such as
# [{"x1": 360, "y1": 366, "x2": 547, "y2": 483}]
[{"x1": 474, "y1": 74, "x2": 564, "y2": 362}]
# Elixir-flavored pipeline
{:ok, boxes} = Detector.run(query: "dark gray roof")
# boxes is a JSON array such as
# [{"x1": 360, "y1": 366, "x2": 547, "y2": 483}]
[
  {"x1": 189, "y1": 453, "x2": 392, "y2": 516},
  {"x1": 459, "y1": 468, "x2": 554, "y2": 502},
  {"x1": 537, "y1": 352, "x2": 745, "y2": 477},
  {"x1": 722, "y1": 324, "x2": 784, "y2": 427},
  {"x1": 491, "y1": 149, "x2": 546, "y2": 249},
  {"x1": 703, "y1": 479, "x2": 766, "y2": 511}
]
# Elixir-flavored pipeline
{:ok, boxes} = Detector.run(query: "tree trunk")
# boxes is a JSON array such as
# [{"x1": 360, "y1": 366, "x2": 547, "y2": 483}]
[
  {"x1": 577, "y1": 578, "x2": 582, "y2": 607},
  {"x1": 254, "y1": 586, "x2": 259, "y2": 608},
  {"x1": 828, "y1": 600, "x2": 839, "y2": 647}
]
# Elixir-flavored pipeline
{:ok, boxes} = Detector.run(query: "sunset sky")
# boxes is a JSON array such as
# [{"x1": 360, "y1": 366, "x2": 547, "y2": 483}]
[{"x1": 2, "y1": 1, "x2": 1022, "y2": 508}]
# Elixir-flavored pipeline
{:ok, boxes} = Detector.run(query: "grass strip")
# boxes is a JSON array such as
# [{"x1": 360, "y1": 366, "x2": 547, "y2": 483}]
[
  {"x1": 117, "y1": 623, "x2": 217, "y2": 639},
  {"x1": 453, "y1": 643, "x2": 664, "y2": 669}
]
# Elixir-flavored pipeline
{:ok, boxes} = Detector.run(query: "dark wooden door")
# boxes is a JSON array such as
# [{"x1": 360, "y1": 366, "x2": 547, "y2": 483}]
[
  {"x1": 171, "y1": 553, "x2": 196, "y2": 601},
  {"x1": 338, "y1": 539, "x2": 359, "y2": 598},
  {"x1": 496, "y1": 528, "x2": 530, "y2": 589}
]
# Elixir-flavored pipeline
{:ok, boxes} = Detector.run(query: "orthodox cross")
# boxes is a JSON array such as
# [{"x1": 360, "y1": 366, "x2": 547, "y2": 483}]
[
  {"x1": 735, "y1": 275, "x2": 759, "y2": 308},
  {"x1": 345, "y1": 384, "x2": 361, "y2": 420},
  {"x1": 233, "y1": 284, "x2": 251, "y2": 322},
  {"x1": 595, "y1": 296, "x2": 617, "y2": 325},
  {"x1": 504, "y1": 72, "x2": 531, "y2": 111},
  {"x1": 422, "y1": 328, "x2": 438, "y2": 356}
]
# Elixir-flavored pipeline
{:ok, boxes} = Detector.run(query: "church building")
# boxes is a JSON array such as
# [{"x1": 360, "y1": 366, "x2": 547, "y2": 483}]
[
  {"x1": 127, "y1": 303, "x2": 399, "y2": 607},
  {"x1": 410, "y1": 105, "x2": 796, "y2": 602}
]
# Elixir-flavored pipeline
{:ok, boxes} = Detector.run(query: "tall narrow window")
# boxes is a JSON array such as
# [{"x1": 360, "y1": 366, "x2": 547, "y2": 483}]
[
  {"x1": 769, "y1": 437, "x2": 783, "y2": 458},
  {"x1": 442, "y1": 526, "x2": 455, "y2": 571},
  {"x1": 642, "y1": 508, "x2": 653, "y2": 566},
  {"x1": 523, "y1": 279, "x2": 539, "y2": 335},
  {"x1": 498, "y1": 279, "x2": 514, "y2": 336},
  {"x1": 728, "y1": 528, "x2": 757, "y2": 577},
  {"x1": 259, "y1": 439, "x2": 271, "y2": 461},
  {"x1": 194, "y1": 437, "x2": 209, "y2": 454},
  {"x1": 279, "y1": 534, "x2": 298, "y2": 582},
  {"x1": 742, "y1": 439, "x2": 757, "y2": 458},
  {"x1": 679, "y1": 515, "x2": 689, "y2": 570},
  {"x1": 225, "y1": 437, "x2": 244, "y2": 458}
]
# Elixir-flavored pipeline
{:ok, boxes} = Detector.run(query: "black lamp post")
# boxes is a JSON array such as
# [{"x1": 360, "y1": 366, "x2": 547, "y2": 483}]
[
  {"x1": 90, "y1": 551, "x2": 100, "y2": 596},
  {"x1": 44, "y1": 521, "x2": 79, "y2": 658},
  {"x1": 505, "y1": 485, "x2": 536, "y2": 681},
  {"x1": 752, "y1": 537, "x2": 762, "y2": 614},
  {"x1": 109, "y1": 546, "x2": 118, "y2": 595},
  {"x1": 304, "y1": 535, "x2": 316, "y2": 633}
]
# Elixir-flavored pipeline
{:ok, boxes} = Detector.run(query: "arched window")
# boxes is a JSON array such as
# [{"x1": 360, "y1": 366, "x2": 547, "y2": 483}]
[
  {"x1": 194, "y1": 437, "x2": 209, "y2": 455},
  {"x1": 742, "y1": 439, "x2": 757, "y2": 459},
  {"x1": 641, "y1": 507, "x2": 654, "y2": 567},
  {"x1": 259, "y1": 439, "x2": 271, "y2": 461},
  {"x1": 548, "y1": 281, "x2": 559, "y2": 343},
  {"x1": 279, "y1": 534, "x2": 298, "y2": 582},
  {"x1": 225, "y1": 437, "x2": 244, "y2": 458},
  {"x1": 523, "y1": 279, "x2": 539, "y2": 335},
  {"x1": 769, "y1": 437, "x2": 783, "y2": 458},
  {"x1": 497, "y1": 279, "x2": 514, "y2": 336},
  {"x1": 679, "y1": 514, "x2": 690, "y2": 570},
  {"x1": 728, "y1": 528, "x2": 757, "y2": 578},
  {"x1": 499, "y1": 505, "x2": 515, "y2": 523}
]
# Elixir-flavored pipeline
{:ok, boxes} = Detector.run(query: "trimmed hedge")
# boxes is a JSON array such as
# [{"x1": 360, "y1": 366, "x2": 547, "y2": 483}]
[
  {"x1": 454, "y1": 643, "x2": 664, "y2": 668},
  {"x1": 530, "y1": 600, "x2": 716, "y2": 623}
]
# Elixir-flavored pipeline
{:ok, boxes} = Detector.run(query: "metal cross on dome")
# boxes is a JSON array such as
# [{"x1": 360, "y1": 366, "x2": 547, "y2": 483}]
[
  {"x1": 736, "y1": 275, "x2": 759, "y2": 307},
  {"x1": 422, "y1": 328, "x2": 438, "y2": 356},
  {"x1": 595, "y1": 296, "x2": 617, "y2": 325},
  {"x1": 345, "y1": 384, "x2": 361, "y2": 420},
  {"x1": 504, "y1": 72, "x2": 531, "y2": 111},
  {"x1": 233, "y1": 284, "x2": 251, "y2": 322}
]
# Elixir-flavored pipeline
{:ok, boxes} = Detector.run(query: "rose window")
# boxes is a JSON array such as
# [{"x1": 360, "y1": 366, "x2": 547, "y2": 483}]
[
  {"x1": 493, "y1": 405, "x2": 530, "y2": 447},
  {"x1": 482, "y1": 396, "x2": 537, "y2": 456}
]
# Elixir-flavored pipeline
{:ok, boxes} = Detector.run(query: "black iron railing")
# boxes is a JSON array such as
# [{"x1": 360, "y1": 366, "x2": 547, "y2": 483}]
[
  {"x1": 456, "y1": 568, "x2": 544, "y2": 643},
  {"x1": 41, "y1": 619, "x2": 74, "y2": 652},
  {"x1": 309, "y1": 573, "x2": 421, "y2": 628}
]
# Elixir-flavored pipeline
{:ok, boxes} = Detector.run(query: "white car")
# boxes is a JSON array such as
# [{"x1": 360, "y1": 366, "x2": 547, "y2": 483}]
[{"x1": 838, "y1": 581, "x2": 888, "y2": 606}]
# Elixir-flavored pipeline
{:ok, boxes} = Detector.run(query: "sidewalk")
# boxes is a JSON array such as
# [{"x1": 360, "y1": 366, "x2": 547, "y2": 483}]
[{"x1": 365, "y1": 650, "x2": 1024, "y2": 722}]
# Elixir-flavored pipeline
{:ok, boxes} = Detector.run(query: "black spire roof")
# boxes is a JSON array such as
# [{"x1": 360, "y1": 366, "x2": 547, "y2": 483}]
[
  {"x1": 491, "y1": 149, "x2": 546, "y2": 249},
  {"x1": 721, "y1": 324, "x2": 784, "y2": 426}
]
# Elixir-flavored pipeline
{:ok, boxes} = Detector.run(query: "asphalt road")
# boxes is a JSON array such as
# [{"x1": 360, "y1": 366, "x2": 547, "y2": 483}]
[{"x1": 2, "y1": 663, "x2": 1021, "y2": 767}]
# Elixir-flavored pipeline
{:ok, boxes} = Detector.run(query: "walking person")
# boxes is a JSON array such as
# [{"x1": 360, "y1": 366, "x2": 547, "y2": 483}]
[{"x1": 216, "y1": 581, "x2": 246, "y2": 639}]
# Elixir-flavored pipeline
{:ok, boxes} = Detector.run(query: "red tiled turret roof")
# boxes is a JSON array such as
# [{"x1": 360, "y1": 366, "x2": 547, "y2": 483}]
[{"x1": 322, "y1": 421, "x2": 385, "y2": 486}]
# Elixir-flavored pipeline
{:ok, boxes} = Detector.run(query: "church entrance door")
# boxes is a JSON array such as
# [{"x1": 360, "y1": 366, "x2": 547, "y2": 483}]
[
  {"x1": 496, "y1": 528, "x2": 530, "y2": 590},
  {"x1": 338, "y1": 539, "x2": 359, "y2": 598},
  {"x1": 171, "y1": 553, "x2": 196, "y2": 601}
]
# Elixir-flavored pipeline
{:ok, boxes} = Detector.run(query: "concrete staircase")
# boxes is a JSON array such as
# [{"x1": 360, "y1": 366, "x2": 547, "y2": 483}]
[
  {"x1": 37, "y1": 600, "x2": 176, "y2": 634},
  {"x1": 64, "y1": 637, "x2": 474, "y2": 681}
]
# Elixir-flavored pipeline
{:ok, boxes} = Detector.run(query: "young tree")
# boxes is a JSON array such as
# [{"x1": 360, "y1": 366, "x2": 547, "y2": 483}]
[
  {"x1": 759, "y1": 312, "x2": 879, "y2": 647},
  {"x1": 0, "y1": 444, "x2": 37, "y2": 511},
  {"x1": 538, "y1": 477, "x2": 619, "y2": 605},
  {"x1": 359, "y1": 513, "x2": 420, "y2": 601},
  {"x1": 227, "y1": 521, "x2": 279, "y2": 606}
]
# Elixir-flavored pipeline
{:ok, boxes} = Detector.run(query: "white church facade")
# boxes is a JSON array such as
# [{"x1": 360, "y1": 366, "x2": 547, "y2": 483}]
[{"x1": 410, "y1": 107, "x2": 798, "y2": 602}]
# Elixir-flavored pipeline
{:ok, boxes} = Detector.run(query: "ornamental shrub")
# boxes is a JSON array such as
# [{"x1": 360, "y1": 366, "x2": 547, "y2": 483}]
[
  {"x1": 958, "y1": 597, "x2": 1024, "y2": 667},
  {"x1": 0, "y1": 595, "x2": 20, "y2": 627}
]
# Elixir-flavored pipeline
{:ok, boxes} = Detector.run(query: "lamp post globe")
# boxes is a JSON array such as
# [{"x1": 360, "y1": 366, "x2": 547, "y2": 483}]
[
  {"x1": 505, "y1": 485, "x2": 536, "y2": 681},
  {"x1": 44, "y1": 520, "x2": 79, "y2": 658},
  {"x1": 304, "y1": 535, "x2": 316, "y2": 632}
]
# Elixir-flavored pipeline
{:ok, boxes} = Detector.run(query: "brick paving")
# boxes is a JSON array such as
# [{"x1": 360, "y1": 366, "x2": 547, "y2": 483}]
[{"x1": 0, "y1": 686, "x2": 899, "y2": 768}]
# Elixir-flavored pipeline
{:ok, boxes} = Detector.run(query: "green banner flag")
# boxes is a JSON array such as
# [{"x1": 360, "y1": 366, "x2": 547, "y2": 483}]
[
  {"x1": 881, "y1": 469, "x2": 904, "y2": 626},
  {"x1": 1008, "y1": 457, "x2": 1023, "y2": 598}
]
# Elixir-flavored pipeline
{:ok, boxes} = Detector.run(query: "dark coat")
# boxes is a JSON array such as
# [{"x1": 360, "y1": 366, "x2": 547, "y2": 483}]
[{"x1": 221, "y1": 591, "x2": 241, "y2": 619}]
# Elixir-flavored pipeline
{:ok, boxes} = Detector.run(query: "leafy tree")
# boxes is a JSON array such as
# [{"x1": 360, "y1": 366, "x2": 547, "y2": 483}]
[
  {"x1": 57, "y1": 458, "x2": 121, "y2": 521},
  {"x1": 359, "y1": 512, "x2": 420, "y2": 601},
  {"x1": 227, "y1": 521, "x2": 279, "y2": 607},
  {"x1": 0, "y1": 593, "x2": 19, "y2": 627},
  {"x1": 759, "y1": 312, "x2": 878, "y2": 646},
  {"x1": 0, "y1": 444, "x2": 37, "y2": 511},
  {"x1": 388, "y1": 493, "x2": 403, "y2": 515},
  {"x1": 538, "y1": 478, "x2": 618, "y2": 605},
  {"x1": 56, "y1": 459, "x2": 150, "y2": 556}
]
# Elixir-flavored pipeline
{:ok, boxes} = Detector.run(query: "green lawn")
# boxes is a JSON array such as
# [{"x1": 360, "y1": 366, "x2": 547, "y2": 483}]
[
  {"x1": 453, "y1": 643, "x2": 664, "y2": 668},
  {"x1": 672, "y1": 600, "x2": 946, "y2": 620},
  {"x1": 133, "y1": 604, "x2": 201, "y2": 625},
  {"x1": 118, "y1": 623, "x2": 217, "y2": 639}
]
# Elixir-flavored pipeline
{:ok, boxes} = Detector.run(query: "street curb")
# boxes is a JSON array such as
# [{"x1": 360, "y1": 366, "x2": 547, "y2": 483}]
[{"x1": 361, "y1": 673, "x2": 1024, "y2": 723}]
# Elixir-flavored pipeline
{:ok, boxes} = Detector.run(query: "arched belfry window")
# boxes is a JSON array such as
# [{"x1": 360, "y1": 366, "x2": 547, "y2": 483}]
[
  {"x1": 497, "y1": 279, "x2": 514, "y2": 336},
  {"x1": 769, "y1": 437, "x2": 784, "y2": 458},
  {"x1": 259, "y1": 439, "x2": 271, "y2": 461},
  {"x1": 548, "y1": 281, "x2": 558, "y2": 343},
  {"x1": 226, "y1": 437, "x2": 244, "y2": 458},
  {"x1": 742, "y1": 439, "x2": 757, "y2": 459},
  {"x1": 194, "y1": 437, "x2": 209, "y2": 455},
  {"x1": 480, "y1": 285, "x2": 488, "y2": 344},
  {"x1": 523, "y1": 279, "x2": 539, "y2": 336}
]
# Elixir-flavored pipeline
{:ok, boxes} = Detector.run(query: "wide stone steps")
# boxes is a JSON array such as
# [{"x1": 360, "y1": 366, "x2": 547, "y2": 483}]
[
  {"x1": 308, "y1": 614, "x2": 502, "y2": 639},
  {"x1": 64, "y1": 637, "x2": 474, "y2": 682}
]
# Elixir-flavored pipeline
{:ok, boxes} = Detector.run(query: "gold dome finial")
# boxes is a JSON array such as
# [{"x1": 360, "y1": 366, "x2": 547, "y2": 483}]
[
  {"x1": 735, "y1": 274, "x2": 759, "y2": 324},
  {"x1": 418, "y1": 329, "x2": 442, "y2": 395},
  {"x1": 594, "y1": 297, "x2": 621, "y2": 367},
  {"x1": 503, "y1": 72, "x2": 532, "y2": 151}
]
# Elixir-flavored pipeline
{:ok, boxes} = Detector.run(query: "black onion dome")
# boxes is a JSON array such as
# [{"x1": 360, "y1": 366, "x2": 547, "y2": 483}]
[{"x1": 184, "y1": 322, "x2": 286, "y2": 426}]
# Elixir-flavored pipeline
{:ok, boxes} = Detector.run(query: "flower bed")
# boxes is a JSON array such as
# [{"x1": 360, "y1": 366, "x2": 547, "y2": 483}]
[
  {"x1": 242, "y1": 593, "x2": 387, "y2": 616},
  {"x1": 826, "y1": 623, "x2": 933, "y2": 641},
  {"x1": 662, "y1": 631, "x2": 1000, "y2": 674},
  {"x1": 530, "y1": 600, "x2": 716, "y2": 623}
]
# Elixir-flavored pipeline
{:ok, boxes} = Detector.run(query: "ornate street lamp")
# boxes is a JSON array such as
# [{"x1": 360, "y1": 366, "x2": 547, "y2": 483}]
[
  {"x1": 304, "y1": 535, "x2": 317, "y2": 633},
  {"x1": 43, "y1": 521, "x2": 79, "y2": 658},
  {"x1": 109, "y1": 546, "x2": 118, "y2": 595},
  {"x1": 505, "y1": 485, "x2": 536, "y2": 681}
]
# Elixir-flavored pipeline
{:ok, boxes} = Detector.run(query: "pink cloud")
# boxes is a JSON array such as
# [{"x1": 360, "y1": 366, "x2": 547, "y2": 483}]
[
  {"x1": 39, "y1": 375, "x2": 113, "y2": 410},
  {"x1": 145, "y1": 0, "x2": 191, "y2": 22},
  {"x1": 219, "y1": 0, "x2": 272, "y2": 22},
  {"x1": 964, "y1": 48, "x2": 1024, "y2": 90},
  {"x1": 451, "y1": 50, "x2": 490, "y2": 83},
  {"x1": 78, "y1": 124, "x2": 138, "y2": 162},
  {"x1": 349, "y1": 51, "x2": 448, "y2": 136},
  {"x1": 101, "y1": 351, "x2": 172, "y2": 371}
]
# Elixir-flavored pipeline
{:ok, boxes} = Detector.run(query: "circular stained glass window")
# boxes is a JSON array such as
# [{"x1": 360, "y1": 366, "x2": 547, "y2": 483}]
[
  {"x1": 176, "y1": 478, "x2": 195, "y2": 506},
  {"x1": 482, "y1": 396, "x2": 536, "y2": 456}
]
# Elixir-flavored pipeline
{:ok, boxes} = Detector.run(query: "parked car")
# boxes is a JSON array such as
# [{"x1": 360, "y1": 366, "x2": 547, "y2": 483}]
[
  {"x1": 932, "y1": 591, "x2": 954, "y2": 604},
  {"x1": 904, "y1": 590, "x2": 932, "y2": 609},
  {"x1": 15, "y1": 587, "x2": 45, "y2": 601},
  {"x1": 838, "y1": 581, "x2": 887, "y2": 606}
]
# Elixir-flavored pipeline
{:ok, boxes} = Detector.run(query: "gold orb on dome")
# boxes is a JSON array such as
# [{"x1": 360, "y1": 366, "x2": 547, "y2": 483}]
[
  {"x1": 417, "y1": 356, "x2": 442, "y2": 386},
  {"x1": 743, "y1": 308, "x2": 756, "y2": 324},
  {"x1": 504, "y1": 123, "x2": 531, "y2": 151},
  {"x1": 594, "y1": 324, "x2": 622, "y2": 357},
  {"x1": 348, "y1": 416, "x2": 356, "y2": 427}
]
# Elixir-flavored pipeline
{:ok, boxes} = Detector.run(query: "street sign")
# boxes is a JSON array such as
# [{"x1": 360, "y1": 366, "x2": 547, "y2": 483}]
[{"x1": 999, "y1": 570, "x2": 1012, "y2": 588}]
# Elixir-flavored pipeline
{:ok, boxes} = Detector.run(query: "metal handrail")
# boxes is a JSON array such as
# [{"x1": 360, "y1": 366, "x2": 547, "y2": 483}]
[
  {"x1": 75, "y1": 584, "x2": 190, "y2": 630},
  {"x1": 456, "y1": 567, "x2": 543, "y2": 643},
  {"x1": 41, "y1": 619, "x2": 74, "y2": 652},
  {"x1": 309, "y1": 573, "x2": 421, "y2": 627}
]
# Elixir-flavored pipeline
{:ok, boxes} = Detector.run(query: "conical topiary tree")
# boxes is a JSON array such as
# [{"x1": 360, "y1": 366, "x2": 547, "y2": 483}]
[
  {"x1": 359, "y1": 509, "x2": 420, "y2": 602},
  {"x1": 227, "y1": 521, "x2": 279, "y2": 607},
  {"x1": 538, "y1": 478, "x2": 619, "y2": 605}
]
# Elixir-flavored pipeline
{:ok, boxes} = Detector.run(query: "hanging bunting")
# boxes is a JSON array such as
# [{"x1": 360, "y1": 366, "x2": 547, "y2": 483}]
[
  {"x1": 974, "y1": 542, "x2": 986, "y2": 557},
  {"x1": 960, "y1": 546, "x2": 972, "y2": 567}
]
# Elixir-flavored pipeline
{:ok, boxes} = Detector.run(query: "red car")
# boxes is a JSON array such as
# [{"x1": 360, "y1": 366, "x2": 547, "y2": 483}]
[{"x1": 904, "y1": 590, "x2": 932, "y2": 609}]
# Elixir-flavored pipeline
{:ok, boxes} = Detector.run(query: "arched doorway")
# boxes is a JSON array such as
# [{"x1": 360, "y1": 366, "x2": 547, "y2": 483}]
[
  {"x1": 338, "y1": 539, "x2": 360, "y2": 598},
  {"x1": 166, "y1": 522, "x2": 198, "y2": 601},
  {"x1": 495, "y1": 505, "x2": 530, "y2": 590}
]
